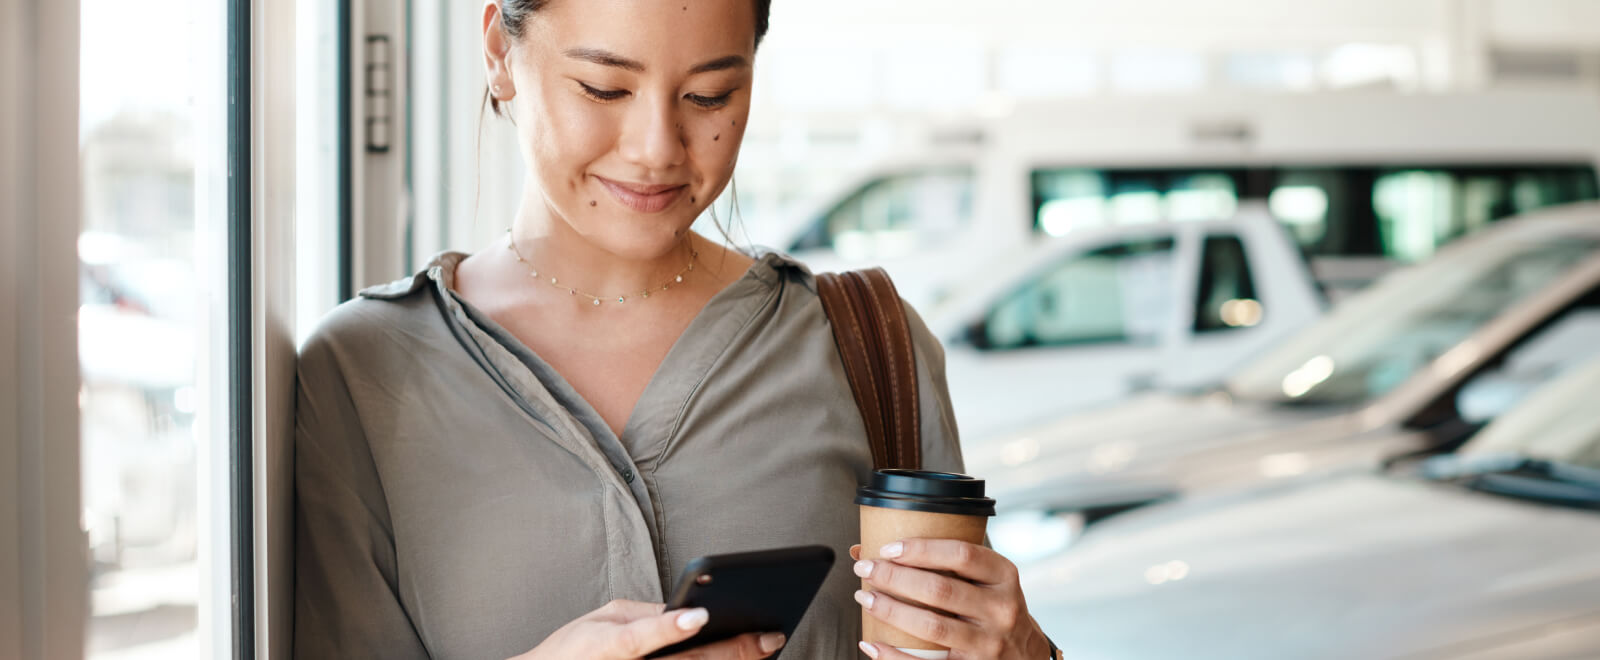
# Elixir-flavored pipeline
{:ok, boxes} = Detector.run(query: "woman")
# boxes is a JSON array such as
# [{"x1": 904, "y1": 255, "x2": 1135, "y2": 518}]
[{"x1": 294, "y1": 1, "x2": 1055, "y2": 658}]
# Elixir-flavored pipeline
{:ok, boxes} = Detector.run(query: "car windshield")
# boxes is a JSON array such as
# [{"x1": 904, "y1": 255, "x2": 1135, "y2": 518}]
[
  {"x1": 1459, "y1": 358, "x2": 1600, "y2": 470},
  {"x1": 1226, "y1": 227, "x2": 1599, "y2": 406}
]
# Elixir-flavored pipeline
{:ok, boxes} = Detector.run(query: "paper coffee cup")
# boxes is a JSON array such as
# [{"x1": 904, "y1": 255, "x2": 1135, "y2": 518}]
[{"x1": 856, "y1": 470, "x2": 996, "y2": 656}]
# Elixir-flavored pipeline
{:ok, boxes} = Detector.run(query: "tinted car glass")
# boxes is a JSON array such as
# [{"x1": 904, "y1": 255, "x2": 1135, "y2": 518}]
[
  {"x1": 983, "y1": 238, "x2": 1177, "y2": 349},
  {"x1": 1226, "y1": 234, "x2": 1599, "y2": 405},
  {"x1": 1031, "y1": 164, "x2": 1599, "y2": 260}
]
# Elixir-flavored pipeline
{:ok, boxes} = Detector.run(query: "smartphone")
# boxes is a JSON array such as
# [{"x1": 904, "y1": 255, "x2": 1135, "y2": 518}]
[{"x1": 645, "y1": 544, "x2": 836, "y2": 659}]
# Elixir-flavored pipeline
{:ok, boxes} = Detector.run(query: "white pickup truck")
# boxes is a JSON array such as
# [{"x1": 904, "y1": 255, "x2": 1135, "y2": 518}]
[{"x1": 925, "y1": 205, "x2": 1325, "y2": 444}]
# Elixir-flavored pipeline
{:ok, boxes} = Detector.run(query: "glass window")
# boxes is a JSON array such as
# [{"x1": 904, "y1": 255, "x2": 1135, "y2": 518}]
[
  {"x1": 997, "y1": 47, "x2": 1099, "y2": 97},
  {"x1": 1267, "y1": 172, "x2": 1338, "y2": 246},
  {"x1": 1463, "y1": 355, "x2": 1600, "y2": 471},
  {"x1": 1225, "y1": 52, "x2": 1317, "y2": 91},
  {"x1": 1454, "y1": 287, "x2": 1600, "y2": 427},
  {"x1": 1370, "y1": 168, "x2": 1600, "y2": 262},
  {"x1": 1281, "y1": 165, "x2": 1598, "y2": 261},
  {"x1": 1039, "y1": 165, "x2": 1598, "y2": 261},
  {"x1": 1226, "y1": 235, "x2": 1600, "y2": 406},
  {"x1": 792, "y1": 169, "x2": 974, "y2": 259},
  {"x1": 79, "y1": 0, "x2": 227, "y2": 655},
  {"x1": 1194, "y1": 235, "x2": 1262, "y2": 332},
  {"x1": 1322, "y1": 43, "x2": 1419, "y2": 90},
  {"x1": 981, "y1": 239, "x2": 1177, "y2": 350},
  {"x1": 1111, "y1": 49, "x2": 1206, "y2": 93},
  {"x1": 1032, "y1": 168, "x2": 1239, "y2": 236}
]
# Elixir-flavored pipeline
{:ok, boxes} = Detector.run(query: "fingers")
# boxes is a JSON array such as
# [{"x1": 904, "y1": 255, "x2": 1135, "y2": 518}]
[
  {"x1": 850, "y1": 544, "x2": 862, "y2": 561},
  {"x1": 853, "y1": 558, "x2": 988, "y2": 620},
  {"x1": 610, "y1": 606, "x2": 708, "y2": 657},
  {"x1": 658, "y1": 631, "x2": 786, "y2": 660},
  {"x1": 855, "y1": 588, "x2": 985, "y2": 652},
  {"x1": 875, "y1": 539, "x2": 1015, "y2": 586},
  {"x1": 856, "y1": 641, "x2": 948, "y2": 660}
]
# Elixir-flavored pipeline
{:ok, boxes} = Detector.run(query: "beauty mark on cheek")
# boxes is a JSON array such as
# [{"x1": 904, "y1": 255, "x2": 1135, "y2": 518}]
[
  {"x1": 590, "y1": 200, "x2": 597, "y2": 207},
  {"x1": 714, "y1": 134, "x2": 720, "y2": 141}
]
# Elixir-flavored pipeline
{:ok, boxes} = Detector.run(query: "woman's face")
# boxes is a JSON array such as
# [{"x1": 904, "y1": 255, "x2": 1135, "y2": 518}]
[{"x1": 484, "y1": 0, "x2": 756, "y2": 260}]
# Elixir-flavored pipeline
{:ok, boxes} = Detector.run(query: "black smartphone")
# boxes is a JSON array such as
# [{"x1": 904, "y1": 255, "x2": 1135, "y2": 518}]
[{"x1": 645, "y1": 545, "x2": 836, "y2": 659}]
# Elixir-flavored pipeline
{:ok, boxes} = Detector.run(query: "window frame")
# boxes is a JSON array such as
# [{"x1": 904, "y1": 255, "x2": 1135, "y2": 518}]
[{"x1": 227, "y1": 0, "x2": 257, "y2": 655}]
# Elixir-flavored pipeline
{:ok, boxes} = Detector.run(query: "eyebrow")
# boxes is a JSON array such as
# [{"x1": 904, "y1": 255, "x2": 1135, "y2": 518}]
[
  {"x1": 563, "y1": 47, "x2": 749, "y2": 75},
  {"x1": 688, "y1": 55, "x2": 749, "y2": 75}
]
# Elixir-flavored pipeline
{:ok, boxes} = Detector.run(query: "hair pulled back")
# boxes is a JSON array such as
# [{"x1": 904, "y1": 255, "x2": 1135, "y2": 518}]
[{"x1": 487, "y1": 0, "x2": 772, "y2": 117}]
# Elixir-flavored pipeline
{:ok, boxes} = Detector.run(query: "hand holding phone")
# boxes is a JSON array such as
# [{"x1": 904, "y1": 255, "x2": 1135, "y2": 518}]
[
  {"x1": 508, "y1": 598, "x2": 783, "y2": 660},
  {"x1": 645, "y1": 545, "x2": 836, "y2": 659}
]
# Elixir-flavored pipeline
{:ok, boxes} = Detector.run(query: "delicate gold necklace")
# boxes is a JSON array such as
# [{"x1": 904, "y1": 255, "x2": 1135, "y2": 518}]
[{"x1": 505, "y1": 230, "x2": 698, "y2": 307}]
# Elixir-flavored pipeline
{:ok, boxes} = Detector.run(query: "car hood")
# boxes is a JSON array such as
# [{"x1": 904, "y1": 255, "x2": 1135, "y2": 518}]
[
  {"x1": 966, "y1": 393, "x2": 1352, "y2": 512},
  {"x1": 1020, "y1": 473, "x2": 1600, "y2": 659}
]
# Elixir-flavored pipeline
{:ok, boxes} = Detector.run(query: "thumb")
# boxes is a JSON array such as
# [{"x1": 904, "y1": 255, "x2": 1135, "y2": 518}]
[{"x1": 612, "y1": 607, "x2": 708, "y2": 658}]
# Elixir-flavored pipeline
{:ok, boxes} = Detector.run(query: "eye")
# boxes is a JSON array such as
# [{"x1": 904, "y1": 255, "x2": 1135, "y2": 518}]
[
  {"x1": 577, "y1": 81, "x2": 628, "y2": 102},
  {"x1": 685, "y1": 91, "x2": 734, "y2": 109}
]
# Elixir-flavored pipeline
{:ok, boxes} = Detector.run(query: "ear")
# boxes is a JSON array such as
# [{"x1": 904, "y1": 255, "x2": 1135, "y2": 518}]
[{"x1": 482, "y1": 0, "x2": 516, "y2": 101}]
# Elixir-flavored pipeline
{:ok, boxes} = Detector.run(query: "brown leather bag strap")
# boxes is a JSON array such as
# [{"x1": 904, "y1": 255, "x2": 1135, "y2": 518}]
[{"x1": 816, "y1": 268, "x2": 921, "y2": 471}]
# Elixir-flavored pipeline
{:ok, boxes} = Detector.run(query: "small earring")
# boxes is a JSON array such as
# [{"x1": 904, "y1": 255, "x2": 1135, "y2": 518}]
[{"x1": 492, "y1": 84, "x2": 504, "y2": 97}]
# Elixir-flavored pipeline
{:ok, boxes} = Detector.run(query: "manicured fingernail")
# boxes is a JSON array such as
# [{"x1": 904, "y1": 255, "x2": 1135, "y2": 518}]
[
  {"x1": 676, "y1": 608, "x2": 708, "y2": 630},
  {"x1": 881, "y1": 542, "x2": 904, "y2": 559},
  {"x1": 859, "y1": 641, "x2": 881, "y2": 658},
  {"x1": 853, "y1": 560, "x2": 875, "y2": 578},
  {"x1": 759, "y1": 633, "x2": 786, "y2": 653},
  {"x1": 854, "y1": 589, "x2": 876, "y2": 609}
]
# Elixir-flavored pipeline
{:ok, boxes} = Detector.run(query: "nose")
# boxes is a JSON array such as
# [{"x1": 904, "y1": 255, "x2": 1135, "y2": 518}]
[{"x1": 617, "y1": 93, "x2": 687, "y2": 171}]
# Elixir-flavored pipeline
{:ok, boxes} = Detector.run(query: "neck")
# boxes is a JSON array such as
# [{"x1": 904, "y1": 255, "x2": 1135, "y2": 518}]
[{"x1": 507, "y1": 192, "x2": 697, "y2": 305}]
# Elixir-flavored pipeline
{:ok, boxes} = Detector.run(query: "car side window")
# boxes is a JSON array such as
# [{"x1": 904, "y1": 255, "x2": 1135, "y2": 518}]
[
  {"x1": 981, "y1": 238, "x2": 1177, "y2": 350},
  {"x1": 1456, "y1": 285, "x2": 1600, "y2": 424},
  {"x1": 791, "y1": 168, "x2": 974, "y2": 257},
  {"x1": 1194, "y1": 235, "x2": 1263, "y2": 333}
]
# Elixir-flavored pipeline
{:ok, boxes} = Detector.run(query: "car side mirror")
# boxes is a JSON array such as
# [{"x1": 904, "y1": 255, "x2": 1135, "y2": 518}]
[{"x1": 964, "y1": 318, "x2": 993, "y2": 351}]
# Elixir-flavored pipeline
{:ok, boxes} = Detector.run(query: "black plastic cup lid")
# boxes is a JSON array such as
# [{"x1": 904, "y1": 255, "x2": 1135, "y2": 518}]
[{"x1": 855, "y1": 469, "x2": 996, "y2": 517}]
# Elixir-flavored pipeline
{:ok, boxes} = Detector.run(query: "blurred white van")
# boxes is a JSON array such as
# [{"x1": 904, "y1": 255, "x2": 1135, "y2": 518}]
[{"x1": 763, "y1": 90, "x2": 1600, "y2": 307}]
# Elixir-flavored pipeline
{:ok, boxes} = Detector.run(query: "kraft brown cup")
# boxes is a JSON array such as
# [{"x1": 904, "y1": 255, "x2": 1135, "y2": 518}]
[{"x1": 856, "y1": 470, "x2": 996, "y2": 657}]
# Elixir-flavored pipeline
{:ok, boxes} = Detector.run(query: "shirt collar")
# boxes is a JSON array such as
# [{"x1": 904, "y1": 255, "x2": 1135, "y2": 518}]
[{"x1": 356, "y1": 247, "x2": 809, "y2": 302}]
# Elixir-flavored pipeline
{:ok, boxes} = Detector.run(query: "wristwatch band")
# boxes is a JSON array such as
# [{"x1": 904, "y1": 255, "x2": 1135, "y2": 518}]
[{"x1": 1046, "y1": 634, "x2": 1063, "y2": 659}]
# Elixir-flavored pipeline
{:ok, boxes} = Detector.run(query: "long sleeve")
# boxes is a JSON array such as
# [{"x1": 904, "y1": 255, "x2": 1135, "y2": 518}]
[{"x1": 293, "y1": 326, "x2": 431, "y2": 660}]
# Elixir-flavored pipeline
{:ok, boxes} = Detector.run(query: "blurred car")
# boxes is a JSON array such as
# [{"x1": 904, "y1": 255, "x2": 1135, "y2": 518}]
[
  {"x1": 757, "y1": 92, "x2": 1600, "y2": 307},
  {"x1": 929, "y1": 205, "x2": 1324, "y2": 443},
  {"x1": 78, "y1": 250, "x2": 199, "y2": 572},
  {"x1": 968, "y1": 202, "x2": 1600, "y2": 530},
  {"x1": 1020, "y1": 354, "x2": 1600, "y2": 659}
]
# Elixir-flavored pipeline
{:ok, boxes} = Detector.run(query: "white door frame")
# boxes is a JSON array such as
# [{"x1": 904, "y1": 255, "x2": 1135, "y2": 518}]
[
  {"x1": 349, "y1": 0, "x2": 410, "y2": 289},
  {"x1": 252, "y1": 0, "x2": 299, "y2": 656}
]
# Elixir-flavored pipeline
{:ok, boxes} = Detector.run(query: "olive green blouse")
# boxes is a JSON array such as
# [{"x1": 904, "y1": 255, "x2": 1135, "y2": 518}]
[{"x1": 292, "y1": 250, "x2": 964, "y2": 659}]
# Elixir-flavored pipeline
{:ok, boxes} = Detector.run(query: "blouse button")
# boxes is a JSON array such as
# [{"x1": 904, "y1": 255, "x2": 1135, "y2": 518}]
[{"x1": 620, "y1": 467, "x2": 635, "y2": 484}]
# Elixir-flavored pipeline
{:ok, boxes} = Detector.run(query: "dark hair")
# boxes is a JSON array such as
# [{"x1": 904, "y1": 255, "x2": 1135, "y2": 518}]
[{"x1": 486, "y1": 0, "x2": 772, "y2": 117}]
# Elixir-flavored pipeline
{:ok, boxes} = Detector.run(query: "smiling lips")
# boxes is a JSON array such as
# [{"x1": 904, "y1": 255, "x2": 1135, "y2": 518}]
[{"x1": 596, "y1": 176, "x2": 688, "y2": 214}]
